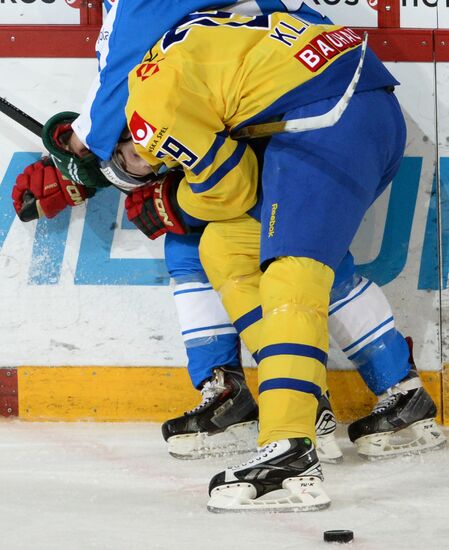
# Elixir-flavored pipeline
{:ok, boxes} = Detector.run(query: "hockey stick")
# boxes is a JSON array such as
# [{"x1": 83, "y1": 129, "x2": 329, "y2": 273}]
[
  {"x1": 0, "y1": 95, "x2": 132, "y2": 221},
  {"x1": 233, "y1": 32, "x2": 368, "y2": 140},
  {"x1": 0, "y1": 96, "x2": 44, "y2": 138},
  {"x1": 0, "y1": 97, "x2": 47, "y2": 220}
]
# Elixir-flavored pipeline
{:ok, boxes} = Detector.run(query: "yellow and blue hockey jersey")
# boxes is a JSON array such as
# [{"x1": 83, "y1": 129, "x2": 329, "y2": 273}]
[
  {"x1": 125, "y1": 11, "x2": 398, "y2": 222},
  {"x1": 75, "y1": 0, "x2": 330, "y2": 160}
]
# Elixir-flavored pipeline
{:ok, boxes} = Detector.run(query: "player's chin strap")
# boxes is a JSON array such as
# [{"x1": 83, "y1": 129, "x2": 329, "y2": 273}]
[{"x1": 233, "y1": 32, "x2": 368, "y2": 140}]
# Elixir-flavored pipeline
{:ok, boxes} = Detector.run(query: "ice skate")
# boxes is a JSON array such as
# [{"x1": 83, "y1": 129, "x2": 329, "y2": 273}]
[
  {"x1": 315, "y1": 393, "x2": 343, "y2": 464},
  {"x1": 163, "y1": 377, "x2": 342, "y2": 462},
  {"x1": 161, "y1": 367, "x2": 259, "y2": 459},
  {"x1": 207, "y1": 437, "x2": 331, "y2": 513},
  {"x1": 348, "y1": 341, "x2": 446, "y2": 459}
]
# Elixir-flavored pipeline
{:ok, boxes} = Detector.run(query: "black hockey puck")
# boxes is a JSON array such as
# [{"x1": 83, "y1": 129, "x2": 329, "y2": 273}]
[{"x1": 323, "y1": 530, "x2": 354, "y2": 543}]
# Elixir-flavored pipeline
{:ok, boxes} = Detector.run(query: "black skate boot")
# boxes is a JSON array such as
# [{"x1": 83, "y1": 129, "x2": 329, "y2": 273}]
[
  {"x1": 348, "y1": 337, "x2": 446, "y2": 459},
  {"x1": 207, "y1": 438, "x2": 331, "y2": 512},
  {"x1": 315, "y1": 393, "x2": 343, "y2": 464},
  {"x1": 161, "y1": 367, "x2": 259, "y2": 459}
]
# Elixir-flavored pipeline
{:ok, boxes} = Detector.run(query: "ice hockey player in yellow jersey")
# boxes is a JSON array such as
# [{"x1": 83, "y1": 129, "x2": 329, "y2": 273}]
[{"x1": 124, "y1": 11, "x2": 407, "y2": 512}]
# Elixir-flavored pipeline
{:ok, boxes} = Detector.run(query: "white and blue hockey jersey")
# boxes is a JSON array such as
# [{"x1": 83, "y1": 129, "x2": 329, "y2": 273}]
[{"x1": 71, "y1": 0, "x2": 331, "y2": 161}]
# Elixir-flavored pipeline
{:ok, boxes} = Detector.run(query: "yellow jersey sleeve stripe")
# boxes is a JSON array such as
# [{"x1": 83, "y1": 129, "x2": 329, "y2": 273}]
[
  {"x1": 191, "y1": 130, "x2": 228, "y2": 176},
  {"x1": 188, "y1": 141, "x2": 247, "y2": 193}
]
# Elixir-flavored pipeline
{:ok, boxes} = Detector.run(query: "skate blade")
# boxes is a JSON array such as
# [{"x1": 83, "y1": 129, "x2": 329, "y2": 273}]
[
  {"x1": 207, "y1": 477, "x2": 331, "y2": 513},
  {"x1": 167, "y1": 420, "x2": 258, "y2": 460},
  {"x1": 355, "y1": 419, "x2": 447, "y2": 460},
  {"x1": 316, "y1": 433, "x2": 344, "y2": 464}
]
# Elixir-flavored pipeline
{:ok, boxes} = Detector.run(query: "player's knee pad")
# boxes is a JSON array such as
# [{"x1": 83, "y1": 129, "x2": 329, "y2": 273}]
[
  {"x1": 199, "y1": 218, "x2": 261, "y2": 292},
  {"x1": 199, "y1": 219, "x2": 263, "y2": 356},
  {"x1": 257, "y1": 257, "x2": 334, "y2": 359},
  {"x1": 260, "y1": 256, "x2": 334, "y2": 317},
  {"x1": 199, "y1": 219, "x2": 261, "y2": 311}
]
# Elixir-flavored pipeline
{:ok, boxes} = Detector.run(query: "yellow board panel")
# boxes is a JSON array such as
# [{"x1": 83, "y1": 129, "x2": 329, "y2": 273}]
[
  {"x1": 421, "y1": 371, "x2": 444, "y2": 425},
  {"x1": 17, "y1": 366, "x2": 444, "y2": 424},
  {"x1": 18, "y1": 367, "x2": 199, "y2": 422},
  {"x1": 443, "y1": 363, "x2": 449, "y2": 426},
  {"x1": 327, "y1": 370, "x2": 443, "y2": 424}
]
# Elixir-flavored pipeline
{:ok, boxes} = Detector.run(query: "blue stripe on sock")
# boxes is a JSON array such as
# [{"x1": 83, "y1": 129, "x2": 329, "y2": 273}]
[
  {"x1": 257, "y1": 343, "x2": 328, "y2": 366},
  {"x1": 329, "y1": 281, "x2": 372, "y2": 316},
  {"x1": 182, "y1": 323, "x2": 235, "y2": 336},
  {"x1": 234, "y1": 306, "x2": 263, "y2": 334},
  {"x1": 344, "y1": 316, "x2": 394, "y2": 354},
  {"x1": 259, "y1": 378, "x2": 322, "y2": 398},
  {"x1": 174, "y1": 286, "x2": 213, "y2": 296}
]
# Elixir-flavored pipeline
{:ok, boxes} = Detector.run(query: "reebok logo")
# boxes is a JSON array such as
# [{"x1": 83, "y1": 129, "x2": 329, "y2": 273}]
[{"x1": 269, "y1": 203, "x2": 278, "y2": 237}]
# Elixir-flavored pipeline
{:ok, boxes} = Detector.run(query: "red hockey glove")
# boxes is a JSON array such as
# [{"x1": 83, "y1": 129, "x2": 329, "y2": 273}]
[
  {"x1": 125, "y1": 170, "x2": 187, "y2": 240},
  {"x1": 12, "y1": 157, "x2": 93, "y2": 222}
]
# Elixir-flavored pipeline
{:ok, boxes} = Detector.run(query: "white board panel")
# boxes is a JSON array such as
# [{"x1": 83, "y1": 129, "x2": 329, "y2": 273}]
[
  {"x1": 0, "y1": 0, "x2": 80, "y2": 24},
  {"x1": 308, "y1": 0, "x2": 378, "y2": 27},
  {"x1": 437, "y1": 63, "x2": 449, "y2": 364},
  {"x1": 400, "y1": 2, "x2": 438, "y2": 29},
  {"x1": 437, "y1": 1, "x2": 449, "y2": 28},
  {"x1": 0, "y1": 57, "x2": 442, "y2": 372}
]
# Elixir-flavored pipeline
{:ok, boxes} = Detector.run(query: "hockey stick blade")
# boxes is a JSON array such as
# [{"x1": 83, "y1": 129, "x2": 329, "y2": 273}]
[
  {"x1": 0, "y1": 96, "x2": 44, "y2": 138},
  {"x1": 233, "y1": 32, "x2": 368, "y2": 140}
]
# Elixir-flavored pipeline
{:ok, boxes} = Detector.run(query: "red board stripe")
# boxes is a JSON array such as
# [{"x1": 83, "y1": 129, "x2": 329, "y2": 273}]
[
  {"x1": 357, "y1": 28, "x2": 434, "y2": 62},
  {"x1": 0, "y1": 0, "x2": 440, "y2": 62},
  {"x1": 87, "y1": 2, "x2": 104, "y2": 26},
  {"x1": 79, "y1": 1, "x2": 103, "y2": 26},
  {"x1": 0, "y1": 26, "x2": 440, "y2": 63},
  {"x1": 377, "y1": 0, "x2": 401, "y2": 28},
  {"x1": 435, "y1": 31, "x2": 449, "y2": 62},
  {"x1": 0, "y1": 369, "x2": 18, "y2": 417},
  {"x1": 79, "y1": 1, "x2": 103, "y2": 27},
  {"x1": 0, "y1": 26, "x2": 100, "y2": 58},
  {"x1": 79, "y1": 6, "x2": 89, "y2": 26}
]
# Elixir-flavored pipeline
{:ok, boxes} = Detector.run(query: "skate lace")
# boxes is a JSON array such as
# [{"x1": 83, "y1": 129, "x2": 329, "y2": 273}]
[
  {"x1": 185, "y1": 378, "x2": 227, "y2": 414},
  {"x1": 373, "y1": 389, "x2": 404, "y2": 415},
  {"x1": 229, "y1": 442, "x2": 279, "y2": 470},
  {"x1": 372, "y1": 373, "x2": 422, "y2": 415}
]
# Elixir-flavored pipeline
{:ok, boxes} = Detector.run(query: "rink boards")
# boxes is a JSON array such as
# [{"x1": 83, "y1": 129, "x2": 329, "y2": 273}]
[{"x1": 0, "y1": 1, "x2": 448, "y2": 424}]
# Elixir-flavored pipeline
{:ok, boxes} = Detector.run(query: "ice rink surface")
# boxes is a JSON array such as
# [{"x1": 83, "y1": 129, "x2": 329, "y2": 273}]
[{"x1": 1, "y1": 420, "x2": 448, "y2": 550}]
